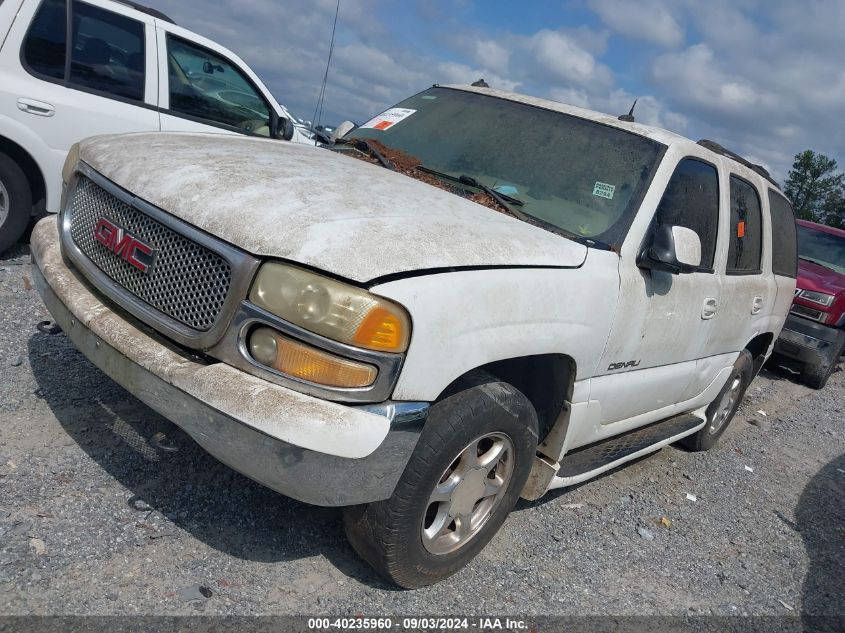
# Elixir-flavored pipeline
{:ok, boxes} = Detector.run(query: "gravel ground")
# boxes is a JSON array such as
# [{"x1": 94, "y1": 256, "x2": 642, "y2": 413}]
[{"x1": 1, "y1": 243, "x2": 843, "y2": 619}]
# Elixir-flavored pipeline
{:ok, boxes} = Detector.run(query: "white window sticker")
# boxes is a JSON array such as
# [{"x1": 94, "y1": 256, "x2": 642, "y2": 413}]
[
  {"x1": 360, "y1": 108, "x2": 417, "y2": 131},
  {"x1": 593, "y1": 181, "x2": 616, "y2": 200}
]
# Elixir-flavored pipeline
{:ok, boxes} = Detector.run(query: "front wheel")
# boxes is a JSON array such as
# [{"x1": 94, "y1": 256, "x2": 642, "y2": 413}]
[
  {"x1": 343, "y1": 376, "x2": 538, "y2": 588},
  {"x1": 801, "y1": 340, "x2": 843, "y2": 389},
  {"x1": 680, "y1": 349, "x2": 753, "y2": 452},
  {"x1": 0, "y1": 154, "x2": 32, "y2": 254}
]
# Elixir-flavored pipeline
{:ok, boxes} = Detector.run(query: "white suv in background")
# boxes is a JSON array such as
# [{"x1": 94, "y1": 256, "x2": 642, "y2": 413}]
[{"x1": 0, "y1": 0, "x2": 311, "y2": 253}]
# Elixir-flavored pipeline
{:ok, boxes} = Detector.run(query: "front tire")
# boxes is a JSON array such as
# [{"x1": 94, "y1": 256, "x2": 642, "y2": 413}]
[
  {"x1": 680, "y1": 349, "x2": 753, "y2": 452},
  {"x1": 0, "y1": 154, "x2": 32, "y2": 254},
  {"x1": 801, "y1": 341, "x2": 843, "y2": 390},
  {"x1": 343, "y1": 376, "x2": 538, "y2": 588}
]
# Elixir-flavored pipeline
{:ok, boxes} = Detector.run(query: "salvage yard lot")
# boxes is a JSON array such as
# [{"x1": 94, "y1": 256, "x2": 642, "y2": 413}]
[{"x1": 1, "y1": 244, "x2": 843, "y2": 617}]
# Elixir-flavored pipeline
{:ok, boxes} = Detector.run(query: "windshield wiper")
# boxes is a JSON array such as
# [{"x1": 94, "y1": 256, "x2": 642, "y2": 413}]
[
  {"x1": 417, "y1": 166, "x2": 531, "y2": 222},
  {"x1": 334, "y1": 138, "x2": 395, "y2": 170}
]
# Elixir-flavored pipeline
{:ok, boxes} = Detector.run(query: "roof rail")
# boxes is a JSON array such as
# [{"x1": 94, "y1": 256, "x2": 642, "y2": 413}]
[
  {"x1": 697, "y1": 139, "x2": 780, "y2": 189},
  {"x1": 115, "y1": 0, "x2": 176, "y2": 24}
]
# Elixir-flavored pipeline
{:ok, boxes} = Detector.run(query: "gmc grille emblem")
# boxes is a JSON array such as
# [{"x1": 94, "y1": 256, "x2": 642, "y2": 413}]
[{"x1": 93, "y1": 217, "x2": 157, "y2": 274}]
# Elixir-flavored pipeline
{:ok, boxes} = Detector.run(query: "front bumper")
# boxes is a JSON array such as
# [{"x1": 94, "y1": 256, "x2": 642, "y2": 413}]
[
  {"x1": 773, "y1": 313, "x2": 845, "y2": 364},
  {"x1": 31, "y1": 217, "x2": 427, "y2": 507}
]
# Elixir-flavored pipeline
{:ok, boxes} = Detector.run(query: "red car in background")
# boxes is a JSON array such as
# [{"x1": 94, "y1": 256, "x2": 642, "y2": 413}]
[{"x1": 773, "y1": 220, "x2": 845, "y2": 388}]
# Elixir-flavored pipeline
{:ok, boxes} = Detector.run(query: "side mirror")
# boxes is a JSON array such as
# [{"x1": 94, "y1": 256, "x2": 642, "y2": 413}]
[
  {"x1": 273, "y1": 115, "x2": 295, "y2": 141},
  {"x1": 332, "y1": 120, "x2": 357, "y2": 141},
  {"x1": 638, "y1": 224, "x2": 702, "y2": 274}
]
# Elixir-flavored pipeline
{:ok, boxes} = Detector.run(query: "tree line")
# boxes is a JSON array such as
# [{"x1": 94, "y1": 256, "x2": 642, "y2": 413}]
[{"x1": 783, "y1": 150, "x2": 844, "y2": 229}]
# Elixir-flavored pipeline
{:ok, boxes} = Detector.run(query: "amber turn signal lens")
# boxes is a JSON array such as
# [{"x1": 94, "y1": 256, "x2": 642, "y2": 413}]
[
  {"x1": 248, "y1": 328, "x2": 377, "y2": 388},
  {"x1": 353, "y1": 306, "x2": 408, "y2": 352}
]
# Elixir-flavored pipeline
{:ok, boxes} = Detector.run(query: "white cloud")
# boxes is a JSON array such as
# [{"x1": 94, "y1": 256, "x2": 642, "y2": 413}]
[
  {"x1": 589, "y1": 0, "x2": 684, "y2": 47},
  {"x1": 472, "y1": 39, "x2": 510, "y2": 70},
  {"x1": 153, "y1": 0, "x2": 843, "y2": 183},
  {"x1": 528, "y1": 30, "x2": 613, "y2": 88},
  {"x1": 646, "y1": 0, "x2": 845, "y2": 180}
]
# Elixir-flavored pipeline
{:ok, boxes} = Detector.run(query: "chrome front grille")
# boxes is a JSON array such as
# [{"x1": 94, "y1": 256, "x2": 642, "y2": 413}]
[{"x1": 68, "y1": 176, "x2": 232, "y2": 332}]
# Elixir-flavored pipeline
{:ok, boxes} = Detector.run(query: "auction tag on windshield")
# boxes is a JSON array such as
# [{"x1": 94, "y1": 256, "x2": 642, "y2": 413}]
[
  {"x1": 361, "y1": 108, "x2": 417, "y2": 131},
  {"x1": 593, "y1": 181, "x2": 616, "y2": 200}
]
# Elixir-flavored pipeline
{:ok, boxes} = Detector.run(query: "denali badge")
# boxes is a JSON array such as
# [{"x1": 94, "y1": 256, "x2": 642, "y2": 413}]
[
  {"x1": 93, "y1": 217, "x2": 157, "y2": 274},
  {"x1": 608, "y1": 360, "x2": 641, "y2": 371}
]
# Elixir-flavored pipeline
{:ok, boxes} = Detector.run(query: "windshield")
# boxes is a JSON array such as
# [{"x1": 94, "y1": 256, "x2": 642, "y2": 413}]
[
  {"x1": 347, "y1": 87, "x2": 665, "y2": 245},
  {"x1": 797, "y1": 225, "x2": 845, "y2": 275}
]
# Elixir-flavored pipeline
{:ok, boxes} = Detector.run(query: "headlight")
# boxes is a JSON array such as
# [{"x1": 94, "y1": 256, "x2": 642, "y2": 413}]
[
  {"x1": 249, "y1": 262, "x2": 411, "y2": 353},
  {"x1": 62, "y1": 143, "x2": 80, "y2": 184},
  {"x1": 798, "y1": 290, "x2": 835, "y2": 307}
]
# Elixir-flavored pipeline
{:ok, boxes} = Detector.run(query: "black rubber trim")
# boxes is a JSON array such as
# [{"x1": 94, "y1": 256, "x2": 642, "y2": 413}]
[
  {"x1": 365, "y1": 263, "x2": 583, "y2": 288},
  {"x1": 558, "y1": 413, "x2": 701, "y2": 478}
]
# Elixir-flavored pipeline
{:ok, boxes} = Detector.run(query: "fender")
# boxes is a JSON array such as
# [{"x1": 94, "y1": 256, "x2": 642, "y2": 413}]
[
  {"x1": 372, "y1": 251, "x2": 621, "y2": 401},
  {"x1": 0, "y1": 112, "x2": 64, "y2": 213}
]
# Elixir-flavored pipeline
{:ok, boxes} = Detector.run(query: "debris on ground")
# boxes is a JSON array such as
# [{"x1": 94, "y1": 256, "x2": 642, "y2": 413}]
[
  {"x1": 686, "y1": 493, "x2": 697, "y2": 502},
  {"x1": 178, "y1": 584, "x2": 212, "y2": 602},
  {"x1": 28, "y1": 538, "x2": 46, "y2": 556},
  {"x1": 637, "y1": 527, "x2": 655, "y2": 541},
  {"x1": 777, "y1": 599, "x2": 794, "y2": 611},
  {"x1": 745, "y1": 465, "x2": 754, "y2": 473}
]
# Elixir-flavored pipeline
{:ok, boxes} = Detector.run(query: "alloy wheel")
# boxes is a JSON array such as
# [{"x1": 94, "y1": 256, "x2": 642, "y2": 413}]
[
  {"x1": 421, "y1": 432, "x2": 514, "y2": 555},
  {"x1": 709, "y1": 374, "x2": 743, "y2": 434},
  {"x1": 0, "y1": 179, "x2": 9, "y2": 226}
]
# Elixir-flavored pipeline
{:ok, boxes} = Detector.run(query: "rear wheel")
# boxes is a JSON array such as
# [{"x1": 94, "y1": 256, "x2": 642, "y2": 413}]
[
  {"x1": 0, "y1": 154, "x2": 32, "y2": 254},
  {"x1": 681, "y1": 349, "x2": 753, "y2": 452},
  {"x1": 343, "y1": 376, "x2": 538, "y2": 588}
]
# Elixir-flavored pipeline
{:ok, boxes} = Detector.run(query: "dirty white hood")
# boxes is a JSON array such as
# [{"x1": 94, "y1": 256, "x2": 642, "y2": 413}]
[{"x1": 78, "y1": 133, "x2": 587, "y2": 282}]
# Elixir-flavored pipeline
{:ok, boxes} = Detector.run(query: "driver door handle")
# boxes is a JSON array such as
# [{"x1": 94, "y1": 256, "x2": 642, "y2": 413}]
[
  {"x1": 751, "y1": 295, "x2": 764, "y2": 315},
  {"x1": 702, "y1": 297, "x2": 718, "y2": 320}
]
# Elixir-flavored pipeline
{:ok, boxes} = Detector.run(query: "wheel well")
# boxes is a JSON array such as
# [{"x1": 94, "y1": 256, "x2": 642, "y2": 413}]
[
  {"x1": 0, "y1": 136, "x2": 47, "y2": 215},
  {"x1": 745, "y1": 332, "x2": 774, "y2": 375},
  {"x1": 438, "y1": 354, "x2": 575, "y2": 443}
]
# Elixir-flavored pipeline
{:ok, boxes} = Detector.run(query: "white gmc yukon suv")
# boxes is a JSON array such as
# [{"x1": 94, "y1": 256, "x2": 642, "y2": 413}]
[{"x1": 31, "y1": 85, "x2": 797, "y2": 588}]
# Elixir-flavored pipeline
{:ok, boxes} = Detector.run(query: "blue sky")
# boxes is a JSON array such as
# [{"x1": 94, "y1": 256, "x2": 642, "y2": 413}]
[{"x1": 154, "y1": 0, "x2": 845, "y2": 183}]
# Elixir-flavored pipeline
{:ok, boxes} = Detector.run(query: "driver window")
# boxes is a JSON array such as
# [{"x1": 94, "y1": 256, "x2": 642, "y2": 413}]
[
  {"x1": 652, "y1": 158, "x2": 720, "y2": 271},
  {"x1": 166, "y1": 36, "x2": 271, "y2": 136}
]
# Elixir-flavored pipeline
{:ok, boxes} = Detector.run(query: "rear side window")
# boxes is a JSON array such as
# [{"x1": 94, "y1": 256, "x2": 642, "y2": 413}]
[
  {"x1": 69, "y1": 1, "x2": 145, "y2": 101},
  {"x1": 727, "y1": 176, "x2": 763, "y2": 274},
  {"x1": 768, "y1": 190, "x2": 798, "y2": 277},
  {"x1": 22, "y1": 0, "x2": 67, "y2": 80},
  {"x1": 652, "y1": 158, "x2": 720, "y2": 271}
]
